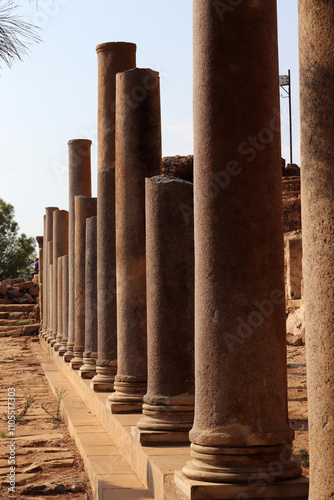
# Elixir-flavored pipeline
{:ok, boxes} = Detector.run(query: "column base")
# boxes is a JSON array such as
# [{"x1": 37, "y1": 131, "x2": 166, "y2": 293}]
[
  {"x1": 90, "y1": 365, "x2": 116, "y2": 392},
  {"x1": 50, "y1": 338, "x2": 57, "y2": 347},
  {"x1": 58, "y1": 341, "x2": 67, "y2": 356},
  {"x1": 106, "y1": 400, "x2": 143, "y2": 414},
  {"x1": 63, "y1": 343, "x2": 74, "y2": 362},
  {"x1": 53, "y1": 342, "x2": 61, "y2": 351},
  {"x1": 174, "y1": 470, "x2": 309, "y2": 500},
  {"x1": 79, "y1": 355, "x2": 97, "y2": 379},
  {"x1": 106, "y1": 380, "x2": 146, "y2": 413},
  {"x1": 131, "y1": 425, "x2": 190, "y2": 446},
  {"x1": 70, "y1": 355, "x2": 83, "y2": 370},
  {"x1": 134, "y1": 400, "x2": 194, "y2": 444}
]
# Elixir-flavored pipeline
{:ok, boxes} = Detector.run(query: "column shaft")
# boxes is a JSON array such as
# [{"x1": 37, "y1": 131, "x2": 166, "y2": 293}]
[
  {"x1": 70, "y1": 196, "x2": 97, "y2": 370},
  {"x1": 42, "y1": 207, "x2": 58, "y2": 338},
  {"x1": 64, "y1": 139, "x2": 92, "y2": 362},
  {"x1": 51, "y1": 210, "x2": 69, "y2": 349},
  {"x1": 132, "y1": 176, "x2": 194, "y2": 445},
  {"x1": 46, "y1": 241, "x2": 53, "y2": 341},
  {"x1": 91, "y1": 41, "x2": 136, "y2": 392},
  {"x1": 108, "y1": 67, "x2": 161, "y2": 412},
  {"x1": 58, "y1": 255, "x2": 69, "y2": 356},
  {"x1": 299, "y1": 2, "x2": 334, "y2": 497},
  {"x1": 176, "y1": 1, "x2": 307, "y2": 497},
  {"x1": 80, "y1": 216, "x2": 98, "y2": 379},
  {"x1": 36, "y1": 235, "x2": 43, "y2": 331}
]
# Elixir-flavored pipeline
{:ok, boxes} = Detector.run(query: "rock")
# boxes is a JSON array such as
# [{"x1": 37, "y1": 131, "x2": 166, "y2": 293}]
[
  {"x1": 15, "y1": 281, "x2": 34, "y2": 290},
  {"x1": 161, "y1": 155, "x2": 193, "y2": 181},
  {"x1": 23, "y1": 463, "x2": 43, "y2": 473},
  {"x1": 287, "y1": 333, "x2": 304, "y2": 346},
  {"x1": 21, "y1": 293, "x2": 34, "y2": 304},
  {"x1": 14, "y1": 297, "x2": 30, "y2": 304},
  {"x1": 3, "y1": 278, "x2": 24, "y2": 285},
  {"x1": 286, "y1": 304, "x2": 305, "y2": 337},
  {"x1": 23, "y1": 324, "x2": 40, "y2": 336},
  {"x1": 28, "y1": 286, "x2": 39, "y2": 297},
  {"x1": 7, "y1": 286, "x2": 21, "y2": 298},
  {"x1": 0, "y1": 284, "x2": 8, "y2": 295}
]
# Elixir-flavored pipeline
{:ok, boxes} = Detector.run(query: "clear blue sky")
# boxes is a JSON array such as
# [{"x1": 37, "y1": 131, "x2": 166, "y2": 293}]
[{"x1": 0, "y1": 0, "x2": 298, "y2": 244}]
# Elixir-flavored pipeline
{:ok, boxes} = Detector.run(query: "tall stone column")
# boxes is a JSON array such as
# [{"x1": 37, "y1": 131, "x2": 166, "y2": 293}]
[
  {"x1": 42, "y1": 207, "x2": 58, "y2": 338},
  {"x1": 64, "y1": 139, "x2": 92, "y2": 362},
  {"x1": 80, "y1": 216, "x2": 98, "y2": 379},
  {"x1": 36, "y1": 235, "x2": 43, "y2": 331},
  {"x1": 91, "y1": 42, "x2": 136, "y2": 392},
  {"x1": 175, "y1": 2, "x2": 308, "y2": 498},
  {"x1": 51, "y1": 210, "x2": 69, "y2": 349},
  {"x1": 132, "y1": 176, "x2": 194, "y2": 444},
  {"x1": 108, "y1": 68, "x2": 161, "y2": 412},
  {"x1": 58, "y1": 255, "x2": 69, "y2": 356},
  {"x1": 54, "y1": 257, "x2": 63, "y2": 351},
  {"x1": 47, "y1": 241, "x2": 53, "y2": 341},
  {"x1": 70, "y1": 196, "x2": 97, "y2": 370},
  {"x1": 299, "y1": 2, "x2": 334, "y2": 498}
]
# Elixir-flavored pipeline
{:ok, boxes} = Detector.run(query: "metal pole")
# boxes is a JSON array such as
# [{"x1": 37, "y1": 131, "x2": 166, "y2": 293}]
[{"x1": 288, "y1": 69, "x2": 293, "y2": 164}]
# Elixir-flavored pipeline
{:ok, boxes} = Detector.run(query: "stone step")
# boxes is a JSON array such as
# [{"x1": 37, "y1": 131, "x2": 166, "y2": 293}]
[
  {"x1": 0, "y1": 313, "x2": 9, "y2": 320},
  {"x1": 0, "y1": 304, "x2": 35, "y2": 313}
]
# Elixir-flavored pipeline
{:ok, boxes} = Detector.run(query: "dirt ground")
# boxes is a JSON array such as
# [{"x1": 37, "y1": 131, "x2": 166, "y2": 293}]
[
  {"x1": 0, "y1": 335, "x2": 93, "y2": 499},
  {"x1": 0, "y1": 336, "x2": 309, "y2": 500}
]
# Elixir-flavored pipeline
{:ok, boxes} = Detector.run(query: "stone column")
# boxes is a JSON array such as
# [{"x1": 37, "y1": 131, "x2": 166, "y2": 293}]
[
  {"x1": 70, "y1": 196, "x2": 97, "y2": 370},
  {"x1": 51, "y1": 210, "x2": 69, "y2": 349},
  {"x1": 64, "y1": 139, "x2": 92, "y2": 362},
  {"x1": 175, "y1": 2, "x2": 308, "y2": 498},
  {"x1": 108, "y1": 68, "x2": 161, "y2": 413},
  {"x1": 42, "y1": 207, "x2": 58, "y2": 338},
  {"x1": 299, "y1": 2, "x2": 334, "y2": 498},
  {"x1": 132, "y1": 176, "x2": 194, "y2": 444},
  {"x1": 36, "y1": 235, "x2": 43, "y2": 331},
  {"x1": 80, "y1": 216, "x2": 98, "y2": 379},
  {"x1": 47, "y1": 241, "x2": 53, "y2": 341},
  {"x1": 54, "y1": 257, "x2": 63, "y2": 351},
  {"x1": 91, "y1": 41, "x2": 136, "y2": 392},
  {"x1": 58, "y1": 255, "x2": 69, "y2": 356}
]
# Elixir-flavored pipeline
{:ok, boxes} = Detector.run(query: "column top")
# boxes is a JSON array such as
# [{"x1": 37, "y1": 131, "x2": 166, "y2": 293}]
[
  {"x1": 96, "y1": 41, "x2": 137, "y2": 54},
  {"x1": 36, "y1": 236, "x2": 43, "y2": 247},
  {"x1": 67, "y1": 139, "x2": 92, "y2": 146}
]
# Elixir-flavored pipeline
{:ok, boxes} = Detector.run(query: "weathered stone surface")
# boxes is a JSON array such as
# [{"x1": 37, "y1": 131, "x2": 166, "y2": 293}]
[
  {"x1": 64, "y1": 139, "x2": 92, "y2": 363},
  {"x1": 7, "y1": 286, "x2": 20, "y2": 298},
  {"x1": 42, "y1": 207, "x2": 58, "y2": 338},
  {"x1": 70, "y1": 197, "x2": 97, "y2": 370},
  {"x1": 161, "y1": 155, "x2": 193, "y2": 181},
  {"x1": 79, "y1": 216, "x2": 98, "y2": 379},
  {"x1": 0, "y1": 284, "x2": 8, "y2": 295},
  {"x1": 58, "y1": 255, "x2": 69, "y2": 356},
  {"x1": 299, "y1": 2, "x2": 334, "y2": 497},
  {"x1": 134, "y1": 176, "x2": 194, "y2": 443},
  {"x1": 109, "y1": 68, "x2": 161, "y2": 412},
  {"x1": 92, "y1": 41, "x2": 136, "y2": 392},
  {"x1": 180, "y1": 0, "x2": 303, "y2": 493}
]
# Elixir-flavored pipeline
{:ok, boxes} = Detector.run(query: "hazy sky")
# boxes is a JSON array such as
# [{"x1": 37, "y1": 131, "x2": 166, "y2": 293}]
[{"x1": 0, "y1": 0, "x2": 299, "y2": 244}]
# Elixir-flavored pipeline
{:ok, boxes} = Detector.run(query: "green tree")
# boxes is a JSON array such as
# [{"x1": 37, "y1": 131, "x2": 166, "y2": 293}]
[{"x1": 0, "y1": 198, "x2": 36, "y2": 281}]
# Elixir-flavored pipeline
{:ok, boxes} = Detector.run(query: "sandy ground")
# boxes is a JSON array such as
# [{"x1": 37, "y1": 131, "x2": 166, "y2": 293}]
[
  {"x1": 0, "y1": 336, "x2": 309, "y2": 500},
  {"x1": 0, "y1": 335, "x2": 93, "y2": 499}
]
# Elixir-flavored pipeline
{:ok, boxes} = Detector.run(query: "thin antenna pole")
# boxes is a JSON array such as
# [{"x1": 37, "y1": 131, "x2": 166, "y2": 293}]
[{"x1": 288, "y1": 69, "x2": 293, "y2": 164}]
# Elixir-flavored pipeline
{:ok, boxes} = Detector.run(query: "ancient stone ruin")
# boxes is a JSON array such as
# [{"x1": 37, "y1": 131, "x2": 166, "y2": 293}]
[{"x1": 8, "y1": 2, "x2": 334, "y2": 499}]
